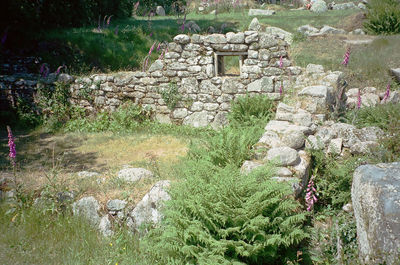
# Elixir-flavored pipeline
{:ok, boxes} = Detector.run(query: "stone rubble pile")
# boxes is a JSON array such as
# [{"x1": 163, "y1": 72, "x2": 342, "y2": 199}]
[
  {"x1": 71, "y1": 166, "x2": 171, "y2": 237},
  {"x1": 298, "y1": 24, "x2": 365, "y2": 37},
  {"x1": 241, "y1": 63, "x2": 386, "y2": 196}
]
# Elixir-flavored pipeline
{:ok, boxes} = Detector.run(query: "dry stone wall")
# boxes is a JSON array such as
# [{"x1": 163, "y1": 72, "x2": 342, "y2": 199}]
[{"x1": 69, "y1": 32, "x2": 301, "y2": 128}]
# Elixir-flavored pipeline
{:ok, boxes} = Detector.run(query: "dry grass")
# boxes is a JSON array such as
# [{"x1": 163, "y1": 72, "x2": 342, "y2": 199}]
[
  {"x1": 1, "y1": 130, "x2": 189, "y2": 206},
  {"x1": 76, "y1": 134, "x2": 187, "y2": 169}
]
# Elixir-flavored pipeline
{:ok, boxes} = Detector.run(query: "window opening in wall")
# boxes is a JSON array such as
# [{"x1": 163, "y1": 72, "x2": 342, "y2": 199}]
[{"x1": 214, "y1": 52, "x2": 247, "y2": 77}]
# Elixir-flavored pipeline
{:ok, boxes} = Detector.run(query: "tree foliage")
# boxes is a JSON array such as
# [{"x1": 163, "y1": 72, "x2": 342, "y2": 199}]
[{"x1": 1, "y1": 0, "x2": 134, "y2": 30}]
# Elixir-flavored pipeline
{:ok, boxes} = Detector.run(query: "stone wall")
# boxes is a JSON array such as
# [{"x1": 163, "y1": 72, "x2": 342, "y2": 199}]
[{"x1": 69, "y1": 32, "x2": 301, "y2": 128}]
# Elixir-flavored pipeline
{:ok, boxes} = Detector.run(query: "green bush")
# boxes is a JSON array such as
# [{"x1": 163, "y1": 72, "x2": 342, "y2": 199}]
[
  {"x1": 144, "y1": 161, "x2": 308, "y2": 264},
  {"x1": 364, "y1": 0, "x2": 400, "y2": 35}
]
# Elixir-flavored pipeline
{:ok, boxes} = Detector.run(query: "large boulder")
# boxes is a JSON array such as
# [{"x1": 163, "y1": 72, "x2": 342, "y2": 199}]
[
  {"x1": 390, "y1": 68, "x2": 400, "y2": 83},
  {"x1": 72, "y1": 196, "x2": 101, "y2": 226},
  {"x1": 352, "y1": 162, "x2": 400, "y2": 265},
  {"x1": 117, "y1": 167, "x2": 155, "y2": 183},
  {"x1": 127, "y1": 180, "x2": 171, "y2": 232},
  {"x1": 264, "y1": 26, "x2": 293, "y2": 45},
  {"x1": 156, "y1": 6, "x2": 166, "y2": 16},
  {"x1": 248, "y1": 18, "x2": 261, "y2": 31},
  {"x1": 310, "y1": 0, "x2": 328, "y2": 13}
]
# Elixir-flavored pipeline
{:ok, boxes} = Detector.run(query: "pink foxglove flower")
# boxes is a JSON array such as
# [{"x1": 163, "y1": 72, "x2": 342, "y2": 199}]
[
  {"x1": 383, "y1": 83, "x2": 390, "y2": 102},
  {"x1": 106, "y1": 15, "x2": 113, "y2": 27},
  {"x1": 305, "y1": 176, "x2": 317, "y2": 212},
  {"x1": 341, "y1": 47, "x2": 351, "y2": 66},
  {"x1": 279, "y1": 56, "x2": 283, "y2": 68},
  {"x1": 279, "y1": 84, "x2": 283, "y2": 96},
  {"x1": 357, "y1": 89, "x2": 362, "y2": 109},
  {"x1": 7, "y1": 126, "x2": 16, "y2": 166},
  {"x1": 56, "y1": 65, "x2": 63, "y2": 75},
  {"x1": 149, "y1": 42, "x2": 156, "y2": 56},
  {"x1": 114, "y1": 25, "x2": 119, "y2": 35},
  {"x1": 40, "y1": 63, "x2": 49, "y2": 78},
  {"x1": 143, "y1": 57, "x2": 149, "y2": 71},
  {"x1": 134, "y1": 1, "x2": 140, "y2": 12},
  {"x1": 157, "y1": 42, "x2": 161, "y2": 52}
]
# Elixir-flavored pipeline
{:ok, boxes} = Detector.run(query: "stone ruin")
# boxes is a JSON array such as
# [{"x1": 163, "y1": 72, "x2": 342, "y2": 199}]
[{"x1": 68, "y1": 31, "x2": 300, "y2": 128}]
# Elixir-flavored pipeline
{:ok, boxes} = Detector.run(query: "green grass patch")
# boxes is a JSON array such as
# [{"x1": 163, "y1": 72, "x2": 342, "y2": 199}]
[
  {"x1": 0, "y1": 205, "x2": 143, "y2": 265},
  {"x1": 291, "y1": 35, "x2": 400, "y2": 88}
]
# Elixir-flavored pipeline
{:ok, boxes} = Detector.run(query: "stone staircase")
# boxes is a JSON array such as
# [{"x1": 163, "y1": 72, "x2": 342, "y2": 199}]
[{"x1": 240, "y1": 64, "x2": 345, "y2": 195}]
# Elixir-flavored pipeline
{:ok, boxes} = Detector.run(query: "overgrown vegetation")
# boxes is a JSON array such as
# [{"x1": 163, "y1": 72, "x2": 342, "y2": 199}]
[
  {"x1": 351, "y1": 103, "x2": 400, "y2": 162},
  {"x1": 364, "y1": 0, "x2": 400, "y2": 35},
  {"x1": 144, "y1": 162, "x2": 308, "y2": 264},
  {"x1": 140, "y1": 95, "x2": 309, "y2": 264}
]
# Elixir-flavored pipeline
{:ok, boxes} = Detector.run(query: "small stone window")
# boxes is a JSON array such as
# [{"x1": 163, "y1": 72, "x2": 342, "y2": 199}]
[{"x1": 214, "y1": 52, "x2": 247, "y2": 77}]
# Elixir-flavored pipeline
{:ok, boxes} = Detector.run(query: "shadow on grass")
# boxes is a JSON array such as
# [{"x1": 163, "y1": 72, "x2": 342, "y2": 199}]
[{"x1": 0, "y1": 128, "x2": 100, "y2": 173}]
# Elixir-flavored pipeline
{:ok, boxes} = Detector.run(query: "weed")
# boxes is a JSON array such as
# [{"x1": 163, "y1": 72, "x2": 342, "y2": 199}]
[{"x1": 158, "y1": 82, "x2": 182, "y2": 110}]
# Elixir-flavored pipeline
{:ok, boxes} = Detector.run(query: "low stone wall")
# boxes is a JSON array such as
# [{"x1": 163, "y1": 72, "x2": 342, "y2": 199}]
[{"x1": 69, "y1": 32, "x2": 302, "y2": 128}]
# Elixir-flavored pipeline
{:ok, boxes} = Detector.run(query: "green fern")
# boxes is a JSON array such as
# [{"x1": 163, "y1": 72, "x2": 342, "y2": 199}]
[{"x1": 144, "y1": 161, "x2": 308, "y2": 264}]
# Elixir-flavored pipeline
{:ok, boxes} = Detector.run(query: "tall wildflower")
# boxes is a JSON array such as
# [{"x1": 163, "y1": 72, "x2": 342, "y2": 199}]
[
  {"x1": 279, "y1": 84, "x2": 283, "y2": 96},
  {"x1": 114, "y1": 25, "x2": 119, "y2": 36},
  {"x1": 133, "y1": 1, "x2": 140, "y2": 17},
  {"x1": 305, "y1": 176, "x2": 317, "y2": 212},
  {"x1": 106, "y1": 15, "x2": 113, "y2": 27},
  {"x1": 279, "y1": 56, "x2": 283, "y2": 68},
  {"x1": 341, "y1": 47, "x2": 351, "y2": 66},
  {"x1": 144, "y1": 42, "x2": 157, "y2": 71},
  {"x1": 7, "y1": 126, "x2": 16, "y2": 166},
  {"x1": 40, "y1": 63, "x2": 49, "y2": 78},
  {"x1": 383, "y1": 83, "x2": 390, "y2": 102}
]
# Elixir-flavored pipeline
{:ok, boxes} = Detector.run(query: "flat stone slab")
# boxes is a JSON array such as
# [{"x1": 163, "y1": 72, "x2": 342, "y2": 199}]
[
  {"x1": 266, "y1": 147, "x2": 300, "y2": 166},
  {"x1": 344, "y1": 39, "x2": 374, "y2": 45},
  {"x1": 248, "y1": 9, "x2": 276, "y2": 16}
]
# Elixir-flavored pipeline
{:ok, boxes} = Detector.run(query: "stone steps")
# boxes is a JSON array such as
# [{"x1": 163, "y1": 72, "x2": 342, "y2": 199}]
[{"x1": 240, "y1": 64, "x2": 345, "y2": 195}]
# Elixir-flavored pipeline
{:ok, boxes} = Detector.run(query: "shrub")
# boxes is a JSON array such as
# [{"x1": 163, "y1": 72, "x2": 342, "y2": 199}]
[
  {"x1": 364, "y1": 0, "x2": 400, "y2": 35},
  {"x1": 144, "y1": 161, "x2": 309, "y2": 264},
  {"x1": 36, "y1": 82, "x2": 84, "y2": 131}
]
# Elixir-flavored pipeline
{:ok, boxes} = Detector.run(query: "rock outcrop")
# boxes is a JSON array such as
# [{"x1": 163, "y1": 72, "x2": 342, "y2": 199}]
[{"x1": 352, "y1": 162, "x2": 400, "y2": 265}]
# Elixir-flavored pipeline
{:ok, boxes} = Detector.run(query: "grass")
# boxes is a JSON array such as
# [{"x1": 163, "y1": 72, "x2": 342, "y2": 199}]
[
  {"x1": 290, "y1": 34, "x2": 400, "y2": 89},
  {"x1": 0, "y1": 205, "x2": 145, "y2": 265},
  {"x1": 7, "y1": 8, "x2": 359, "y2": 75},
  {"x1": 0, "y1": 121, "x2": 212, "y2": 207}
]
